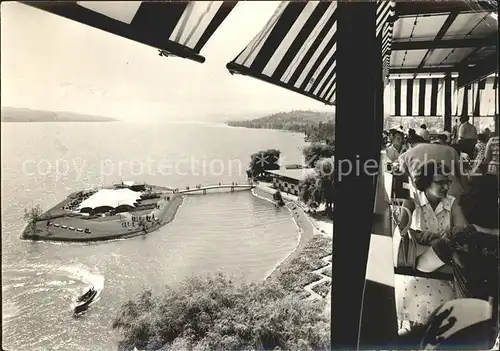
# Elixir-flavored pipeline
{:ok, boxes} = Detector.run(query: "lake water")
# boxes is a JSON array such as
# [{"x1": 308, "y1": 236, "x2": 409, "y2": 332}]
[{"x1": 1, "y1": 121, "x2": 307, "y2": 350}]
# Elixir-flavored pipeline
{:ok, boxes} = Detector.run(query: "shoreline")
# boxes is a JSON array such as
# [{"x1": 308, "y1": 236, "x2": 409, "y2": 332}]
[{"x1": 251, "y1": 185, "x2": 316, "y2": 281}]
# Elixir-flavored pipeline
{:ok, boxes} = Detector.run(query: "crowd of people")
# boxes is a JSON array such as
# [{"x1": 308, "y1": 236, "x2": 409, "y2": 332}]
[
  {"x1": 383, "y1": 116, "x2": 499, "y2": 177},
  {"x1": 382, "y1": 120, "x2": 499, "y2": 349}
]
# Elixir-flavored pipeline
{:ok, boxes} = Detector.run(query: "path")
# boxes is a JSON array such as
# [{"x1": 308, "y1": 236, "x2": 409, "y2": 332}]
[{"x1": 178, "y1": 184, "x2": 255, "y2": 194}]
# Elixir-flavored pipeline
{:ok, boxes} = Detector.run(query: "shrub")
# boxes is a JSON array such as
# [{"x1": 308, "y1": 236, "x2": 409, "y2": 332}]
[{"x1": 113, "y1": 273, "x2": 330, "y2": 351}]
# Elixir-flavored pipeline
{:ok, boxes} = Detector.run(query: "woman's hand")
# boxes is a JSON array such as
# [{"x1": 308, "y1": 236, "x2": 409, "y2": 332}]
[{"x1": 410, "y1": 229, "x2": 441, "y2": 245}]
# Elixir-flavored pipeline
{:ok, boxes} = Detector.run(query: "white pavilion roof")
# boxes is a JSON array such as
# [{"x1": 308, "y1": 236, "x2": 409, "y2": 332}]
[{"x1": 77, "y1": 188, "x2": 141, "y2": 210}]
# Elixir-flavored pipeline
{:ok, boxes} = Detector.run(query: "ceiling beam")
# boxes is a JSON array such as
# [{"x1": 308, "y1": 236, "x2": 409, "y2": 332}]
[
  {"x1": 413, "y1": 10, "x2": 461, "y2": 78},
  {"x1": 390, "y1": 67, "x2": 454, "y2": 74},
  {"x1": 451, "y1": 33, "x2": 498, "y2": 71},
  {"x1": 392, "y1": 37, "x2": 497, "y2": 50},
  {"x1": 457, "y1": 53, "x2": 498, "y2": 88},
  {"x1": 395, "y1": 1, "x2": 495, "y2": 17}
]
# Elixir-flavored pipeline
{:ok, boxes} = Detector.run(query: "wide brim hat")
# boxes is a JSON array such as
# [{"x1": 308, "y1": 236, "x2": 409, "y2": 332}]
[{"x1": 420, "y1": 298, "x2": 496, "y2": 350}]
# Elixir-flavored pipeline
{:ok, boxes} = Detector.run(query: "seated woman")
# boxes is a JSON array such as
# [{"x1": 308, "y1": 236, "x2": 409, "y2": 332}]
[
  {"x1": 395, "y1": 162, "x2": 468, "y2": 334},
  {"x1": 417, "y1": 174, "x2": 498, "y2": 313}
]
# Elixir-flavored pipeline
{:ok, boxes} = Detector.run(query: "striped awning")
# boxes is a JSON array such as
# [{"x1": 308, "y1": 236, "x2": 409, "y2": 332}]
[
  {"x1": 226, "y1": 1, "x2": 395, "y2": 105},
  {"x1": 388, "y1": 75, "x2": 498, "y2": 117},
  {"x1": 24, "y1": 1, "x2": 237, "y2": 64},
  {"x1": 379, "y1": 1, "x2": 396, "y2": 84},
  {"x1": 388, "y1": 78, "x2": 445, "y2": 117},
  {"x1": 455, "y1": 76, "x2": 498, "y2": 117}
]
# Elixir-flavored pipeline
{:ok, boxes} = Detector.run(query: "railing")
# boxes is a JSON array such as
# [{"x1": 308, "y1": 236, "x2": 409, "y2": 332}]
[{"x1": 177, "y1": 184, "x2": 256, "y2": 194}]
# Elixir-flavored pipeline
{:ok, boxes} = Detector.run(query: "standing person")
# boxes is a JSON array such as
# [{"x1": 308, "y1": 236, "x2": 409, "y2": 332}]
[
  {"x1": 457, "y1": 116, "x2": 478, "y2": 159},
  {"x1": 470, "y1": 133, "x2": 488, "y2": 174},
  {"x1": 451, "y1": 118, "x2": 460, "y2": 144},
  {"x1": 483, "y1": 127, "x2": 492, "y2": 141},
  {"x1": 484, "y1": 134, "x2": 499, "y2": 176}
]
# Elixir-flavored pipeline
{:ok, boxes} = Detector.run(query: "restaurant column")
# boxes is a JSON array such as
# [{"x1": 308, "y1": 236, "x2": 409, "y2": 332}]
[
  {"x1": 332, "y1": 1, "x2": 392, "y2": 349},
  {"x1": 495, "y1": 73, "x2": 499, "y2": 133},
  {"x1": 444, "y1": 74, "x2": 452, "y2": 132}
]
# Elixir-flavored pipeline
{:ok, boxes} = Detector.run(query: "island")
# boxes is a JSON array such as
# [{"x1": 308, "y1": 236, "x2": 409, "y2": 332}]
[
  {"x1": 22, "y1": 182, "x2": 181, "y2": 242},
  {"x1": 21, "y1": 181, "x2": 256, "y2": 242}
]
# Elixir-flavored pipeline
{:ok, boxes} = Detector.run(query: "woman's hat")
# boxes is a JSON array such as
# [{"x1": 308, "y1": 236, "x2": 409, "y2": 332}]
[{"x1": 420, "y1": 298, "x2": 496, "y2": 350}]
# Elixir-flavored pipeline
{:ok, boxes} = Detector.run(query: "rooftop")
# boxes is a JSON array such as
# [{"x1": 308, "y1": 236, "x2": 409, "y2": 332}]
[
  {"x1": 77, "y1": 188, "x2": 142, "y2": 210},
  {"x1": 266, "y1": 168, "x2": 317, "y2": 182}
]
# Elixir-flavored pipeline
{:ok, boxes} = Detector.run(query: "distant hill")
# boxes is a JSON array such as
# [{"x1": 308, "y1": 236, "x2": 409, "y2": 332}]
[
  {"x1": 1, "y1": 107, "x2": 118, "y2": 122},
  {"x1": 226, "y1": 110, "x2": 333, "y2": 129},
  {"x1": 226, "y1": 110, "x2": 335, "y2": 145}
]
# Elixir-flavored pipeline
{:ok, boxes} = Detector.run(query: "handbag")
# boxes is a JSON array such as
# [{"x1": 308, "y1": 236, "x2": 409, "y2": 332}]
[{"x1": 392, "y1": 202, "x2": 418, "y2": 270}]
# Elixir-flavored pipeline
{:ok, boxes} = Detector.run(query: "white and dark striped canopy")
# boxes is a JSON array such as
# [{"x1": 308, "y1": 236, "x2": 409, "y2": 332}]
[
  {"x1": 388, "y1": 78, "x2": 445, "y2": 117},
  {"x1": 25, "y1": 1, "x2": 237, "y2": 63},
  {"x1": 226, "y1": 1, "x2": 395, "y2": 105},
  {"x1": 455, "y1": 76, "x2": 498, "y2": 117},
  {"x1": 387, "y1": 75, "x2": 498, "y2": 117}
]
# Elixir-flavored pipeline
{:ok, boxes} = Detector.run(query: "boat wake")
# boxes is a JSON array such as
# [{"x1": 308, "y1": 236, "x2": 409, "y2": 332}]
[{"x1": 59, "y1": 264, "x2": 104, "y2": 312}]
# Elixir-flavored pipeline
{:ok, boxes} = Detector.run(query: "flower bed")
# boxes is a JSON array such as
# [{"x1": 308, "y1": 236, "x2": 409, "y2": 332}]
[
  {"x1": 271, "y1": 235, "x2": 332, "y2": 296},
  {"x1": 312, "y1": 280, "x2": 331, "y2": 298},
  {"x1": 322, "y1": 267, "x2": 332, "y2": 278}
]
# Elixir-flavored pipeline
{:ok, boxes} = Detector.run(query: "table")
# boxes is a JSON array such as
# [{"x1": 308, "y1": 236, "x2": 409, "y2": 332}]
[{"x1": 395, "y1": 263, "x2": 454, "y2": 281}]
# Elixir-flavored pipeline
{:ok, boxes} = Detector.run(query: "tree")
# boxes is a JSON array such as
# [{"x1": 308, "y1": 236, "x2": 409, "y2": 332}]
[
  {"x1": 298, "y1": 174, "x2": 320, "y2": 208},
  {"x1": 273, "y1": 190, "x2": 285, "y2": 206},
  {"x1": 315, "y1": 158, "x2": 335, "y2": 215},
  {"x1": 23, "y1": 204, "x2": 43, "y2": 235},
  {"x1": 303, "y1": 144, "x2": 334, "y2": 168},
  {"x1": 112, "y1": 273, "x2": 330, "y2": 351},
  {"x1": 298, "y1": 159, "x2": 334, "y2": 216},
  {"x1": 248, "y1": 149, "x2": 281, "y2": 178}
]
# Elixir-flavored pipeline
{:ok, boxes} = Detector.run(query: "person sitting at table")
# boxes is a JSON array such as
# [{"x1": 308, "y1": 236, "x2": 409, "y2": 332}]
[
  {"x1": 395, "y1": 162, "x2": 468, "y2": 335},
  {"x1": 433, "y1": 134, "x2": 448, "y2": 146},
  {"x1": 417, "y1": 124, "x2": 430, "y2": 142},
  {"x1": 386, "y1": 130, "x2": 406, "y2": 162},
  {"x1": 400, "y1": 175, "x2": 499, "y2": 349},
  {"x1": 404, "y1": 129, "x2": 417, "y2": 149},
  {"x1": 416, "y1": 174, "x2": 499, "y2": 304},
  {"x1": 484, "y1": 134, "x2": 499, "y2": 176},
  {"x1": 397, "y1": 135, "x2": 465, "y2": 199}
]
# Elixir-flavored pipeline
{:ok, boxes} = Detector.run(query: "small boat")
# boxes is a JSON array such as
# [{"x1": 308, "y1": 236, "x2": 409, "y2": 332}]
[{"x1": 74, "y1": 286, "x2": 98, "y2": 315}]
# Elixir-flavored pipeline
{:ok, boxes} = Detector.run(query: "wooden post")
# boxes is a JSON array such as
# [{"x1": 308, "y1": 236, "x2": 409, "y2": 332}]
[
  {"x1": 444, "y1": 74, "x2": 452, "y2": 132},
  {"x1": 332, "y1": 2, "x2": 396, "y2": 349}
]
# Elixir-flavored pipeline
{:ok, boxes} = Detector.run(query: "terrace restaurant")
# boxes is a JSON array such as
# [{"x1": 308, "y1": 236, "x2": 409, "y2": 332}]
[{"x1": 27, "y1": 1, "x2": 499, "y2": 349}]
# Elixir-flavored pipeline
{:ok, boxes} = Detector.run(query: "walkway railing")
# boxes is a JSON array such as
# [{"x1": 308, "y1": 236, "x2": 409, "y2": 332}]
[{"x1": 176, "y1": 184, "x2": 256, "y2": 194}]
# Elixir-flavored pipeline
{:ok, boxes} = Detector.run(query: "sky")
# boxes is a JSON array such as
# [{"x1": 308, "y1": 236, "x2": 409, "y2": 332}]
[{"x1": 1, "y1": 2, "x2": 334, "y2": 122}]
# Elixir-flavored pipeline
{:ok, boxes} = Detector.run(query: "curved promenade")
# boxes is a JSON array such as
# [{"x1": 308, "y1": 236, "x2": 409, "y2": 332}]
[{"x1": 253, "y1": 184, "x2": 332, "y2": 301}]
